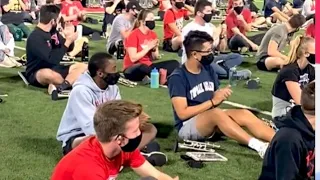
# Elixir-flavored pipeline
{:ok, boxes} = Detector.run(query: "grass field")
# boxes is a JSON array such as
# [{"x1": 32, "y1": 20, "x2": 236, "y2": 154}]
[{"x1": 0, "y1": 1, "x2": 293, "y2": 179}]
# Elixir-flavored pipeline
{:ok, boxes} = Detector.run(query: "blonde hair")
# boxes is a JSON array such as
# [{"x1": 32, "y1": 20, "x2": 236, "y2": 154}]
[{"x1": 287, "y1": 35, "x2": 315, "y2": 64}]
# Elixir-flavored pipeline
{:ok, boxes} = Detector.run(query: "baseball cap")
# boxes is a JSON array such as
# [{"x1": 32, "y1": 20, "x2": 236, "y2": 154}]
[{"x1": 126, "y1": 0, "x2": 142, "y2": 11}]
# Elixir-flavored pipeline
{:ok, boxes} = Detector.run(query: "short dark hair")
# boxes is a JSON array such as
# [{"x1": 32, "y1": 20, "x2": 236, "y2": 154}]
[
  {"x1": 183, "y1": 30, "x2": 213, "y2": 58},
  {"x1": 94, "y1": 100, "x2": 143, "y2": 143},
  {"x1": 194, "y1": 0, "x2": 212, "y2": 16},
  {"x1": 39, "y1": 5, "x2": 61, "y2": 24},
  {"x1": 301, "y1": 81, "x2": 315, "y2": 115},
  {"x1": 88, "y1": 52, "x2": 114, "y2": 77},
  {"x1": 288, "y1": 14, "x2": 306, "y2": 29}
]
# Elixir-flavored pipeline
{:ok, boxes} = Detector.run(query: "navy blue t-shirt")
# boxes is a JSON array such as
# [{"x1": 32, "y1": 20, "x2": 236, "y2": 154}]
[
  {"x1": 168, "y1": 65, "x2": 219, "y2": 131},
  {"x1": 264, "y1": 0, "x2": 287, "y2": 17}
]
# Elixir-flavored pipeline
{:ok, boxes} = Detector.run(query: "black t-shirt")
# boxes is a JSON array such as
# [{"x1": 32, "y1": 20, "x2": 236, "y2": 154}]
[
  {"x1": 26, "y1": 27, "x2": 71, "y2": 76},
  {"x1": 271, "y1": 62, "x2": 315, "y2": 102},
  {"x1": 168, "y1": 65, "x2": 219, "y2": 131}
]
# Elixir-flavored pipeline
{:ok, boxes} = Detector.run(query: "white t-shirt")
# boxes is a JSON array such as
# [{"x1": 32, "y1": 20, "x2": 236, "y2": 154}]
[
  {"x1": 181, "y1": 21, "x2": 219, "y2": 64},
  {"x1": 301, "y1": 0, "x2": 315, "y2": 17}
]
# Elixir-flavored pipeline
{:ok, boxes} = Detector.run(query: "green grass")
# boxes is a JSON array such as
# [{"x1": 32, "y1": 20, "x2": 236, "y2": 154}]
[{"x1": 0, "y1": 5, "x2": 286, "y2": 179}]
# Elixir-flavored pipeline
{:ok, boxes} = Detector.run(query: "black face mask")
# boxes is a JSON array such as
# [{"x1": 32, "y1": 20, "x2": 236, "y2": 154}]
[
  {"x1": 307, "y1": 53, "x2": 315, "y2": 65},
  {"x1": 145, "y1": 21, "x2": 155, "y2": 30},
  {"x1": 234, "y1": 6, "x2": 244, "y2": 14},
  {"x1": 103, "y1": 72, "x2": 120, "y2": 85},
  {"x1": 120, "y1": 133, "x2": 142, "y2": 152},
  {"x1": 175, "y1": 2, "x2": 184, "y2": 9},
  {"x1": 199, "y1": 53, "x2": 214, "y2": 66},
  {"x1": 203, "y1": 13, "x2": 213, "y2": 23}
]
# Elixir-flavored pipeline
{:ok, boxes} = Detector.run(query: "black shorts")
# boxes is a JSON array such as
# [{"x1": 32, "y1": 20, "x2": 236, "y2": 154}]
[
  {"x1": 27, "y1": 65, "x2": 70, "y2": 87},
  {"x1": 256, "y1": 55, "x2": 268, "y2": 71},
  {"x1": 162, "y1": 38, "x2": 180, "y2": 52},
  {"x1": 62, "y1": 133, "x2": 86, "y2": 156}
]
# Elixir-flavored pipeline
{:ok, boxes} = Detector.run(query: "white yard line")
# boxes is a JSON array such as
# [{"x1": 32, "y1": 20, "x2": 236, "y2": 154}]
[{"x1": 14, "y1": 45, "x2": 272, "y2": 117}]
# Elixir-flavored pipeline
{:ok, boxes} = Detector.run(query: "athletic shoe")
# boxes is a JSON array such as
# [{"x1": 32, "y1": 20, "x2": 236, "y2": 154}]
[
  {"x1": 257, "y1": 143, "x2": 269, "y2": 159},
  {"x1": 141, "y1": 151, "x2": 168, "y2": 167},
  {"x1": 0, "y1": 56, "x2": 17, "y2": 68},
  {"x1": 7, "y1": 57, "x2": 22, "y2": 67},
  {"x1": 48, "y1": 84, "x2": 57, "y2": 95},
  {"x1": 142, "y1": 76, "x2": 151, "y2": 85},
  {"x1": 235, "y1": 69, "x2": 252, "y2": 80}
]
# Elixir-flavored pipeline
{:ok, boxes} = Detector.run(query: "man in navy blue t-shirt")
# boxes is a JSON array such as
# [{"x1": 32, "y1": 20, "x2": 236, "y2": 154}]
[
  {"x1": 264, "y1": 0, "x2": 300, "y2": 25},
  {"x1": 168, "y1": 30, "x2": 276, "y2": 158}
]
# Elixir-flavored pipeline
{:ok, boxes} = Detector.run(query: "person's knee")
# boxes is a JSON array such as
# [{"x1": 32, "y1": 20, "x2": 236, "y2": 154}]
[
  {"x1": 37, "y1": 69, "x2": 62, "y2": 83},
  {"x1": 141, "y1": 123, "x2": 157, "y2": 139},
  {"x1": 230, "y1": 53, "x2": 244, "y2": 64}
]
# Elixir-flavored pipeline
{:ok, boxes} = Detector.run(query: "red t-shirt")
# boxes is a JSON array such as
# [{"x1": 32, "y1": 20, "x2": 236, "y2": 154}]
[
  {"x1": 51, "y1": 137, "x2": 145, "y2": 180},
  {"x1": 163, "y1": 8, "x2": 188, "y2": 39},
  {"x1": 226, "y1": 8, "x2": 252, "y2": 39},
  {"x1": 306, "y1": 23, "x2": 315, "y2": 38},
  {"x1": 61, "y1": 1, "x2": 84, "y2": 26},
  {"x1": 123, "y1": 28, "x2": 158, "y2": 70}
]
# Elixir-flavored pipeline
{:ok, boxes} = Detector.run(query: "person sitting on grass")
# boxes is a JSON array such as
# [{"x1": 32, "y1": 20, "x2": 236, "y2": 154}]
[
  {"x1": 264, "y1": 0, "x2": 299, "y2": 25},
  {"x1": 162, "y1": 0, "x2": 194, "y2": 52},
  {"x1": 25, "y1": 5, "x2": 87, "y2": 93},
  {"x1": 227, "y1": 0, "x2": 266, "y2": 29},
  {"x1": 181, "y1": 0, "x2": 251, "y2": 80},
  {"x1": 60, "y1": 0, "x2": 100, "y2": 36},
  {"x1": 101, "y1": 0, "x2": 127, "y2": 38},
  {"x1": 0, "y1": 21, "x2": 22, "y2": 68},
  {"x1": 226, "y1": 0, "x2": 259, "y2": 52},
  {"x1": 168, "y1": 30, "x2": 276, "y2": 159},
  {"x1": 259, "y1": 81, "x2": 315, "y2": 180},
  {"x1": 271, "y1": 36, "x2": 314, "y2": 120},
  {"x1": 123, "y1": 9, "x2": 180, "y2": 82},
  {"x1": 57, "y1": 52, "x2": 157, "y2": 156},
  {"x1": 106, "y1": 0, "x2": 142, "y2": 55},
  {"x1": 52, "y1": 100, "x2": 179, "y2": 180},
  {"x1": 158, "y1": 0, "x2": 172, "y2": 21},
  {"x1": 256, "y1": 14, "x2": 306, "y2": 72}
]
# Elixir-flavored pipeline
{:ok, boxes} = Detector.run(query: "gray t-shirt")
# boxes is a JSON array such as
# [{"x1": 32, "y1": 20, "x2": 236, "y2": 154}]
[
  {"x1": 256, "y1": 24, "x2": 289, "y2": 59},
  {"x1": 106, "y1": 14, "x2": 133, "y2": 50}
]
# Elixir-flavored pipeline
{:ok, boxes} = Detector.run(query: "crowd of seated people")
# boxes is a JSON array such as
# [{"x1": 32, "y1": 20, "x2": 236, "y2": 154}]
[{"x1": 6, "y1": 0, "x2": 315, "y2": 179}]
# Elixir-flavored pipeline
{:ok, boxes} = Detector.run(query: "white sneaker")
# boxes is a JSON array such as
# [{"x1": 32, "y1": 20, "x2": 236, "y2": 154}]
[
  {"x1": 48, "y1": 84, "x2": 57, "y2": 95},
  {"x1": 7, "y1": 57, "x2": 22, "y2": 67},
  {"x1": 0, "y1": 56, "x2": 17, "y2": 68},
  {"x1": 257, "y1": 143, "x2": 269, "y2": 159}
]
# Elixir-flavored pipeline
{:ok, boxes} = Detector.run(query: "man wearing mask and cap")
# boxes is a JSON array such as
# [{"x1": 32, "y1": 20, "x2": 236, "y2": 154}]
[
  {"x1": 226, "y1": 0, "x2": 259, "y2": 52},
  {"x1": 181, "y1": 0, "x2": 251, "y2": 80},
  {"x1": 107, "y1": 0, "x2": 142, "y2": 55},
  {"x1": 162, "y1": 0, "x2": 194, "y2": 52},
  {"x1": 56, "y1": 52, "x2": 158, "y2": 158},
  {"x1": 52, "y1": 100, "x2": 178, "y2": 180}
]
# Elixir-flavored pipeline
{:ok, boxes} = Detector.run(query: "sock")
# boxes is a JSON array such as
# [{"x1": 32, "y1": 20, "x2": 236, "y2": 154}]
[
  {"x1": 57, "y1": 80, "x2": 71, "y2": 92},
  {"x1": 248, "y1": 138, "x2": 265, "y2": 152}
]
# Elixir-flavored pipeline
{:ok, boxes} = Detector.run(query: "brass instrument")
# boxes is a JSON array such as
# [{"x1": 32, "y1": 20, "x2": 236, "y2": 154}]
[
  {"x1": 174, "y1": 139, "x2": 220, "y2": 153},
  {"x1": 118, "y1": 77, "x2": 137, "y2": 88}
]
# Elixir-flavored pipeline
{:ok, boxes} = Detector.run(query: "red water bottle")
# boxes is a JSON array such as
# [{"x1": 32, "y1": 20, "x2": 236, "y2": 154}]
[{"x1": 159, "y1": 68, "x2": 167, "y2": 85}]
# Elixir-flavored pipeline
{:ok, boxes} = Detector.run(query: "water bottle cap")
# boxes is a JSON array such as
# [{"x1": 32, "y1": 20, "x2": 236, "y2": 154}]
[{"x1": 152, "y1": 68, "x2": 158, "y2": 72}]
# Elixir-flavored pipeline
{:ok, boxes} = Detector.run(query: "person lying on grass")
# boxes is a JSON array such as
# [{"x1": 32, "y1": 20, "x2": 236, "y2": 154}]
[
  {"x1": 123, "y1": 9, "x2": 179, "y2": 83},
  {"x1": 168, "y1": 30, "x2": 276, "y2": 159},
  {"x1": 25, "y1": 5, "x2": 87, "y2": 93},
  {"x1": 259, "y1": 81, "x2": 315, "y2": 180},
  {"x1": 52, "y1": 100, "x2": 178, "y2": 180},
  {"x1": 181, "y1": 0, "x2": 251, "y2": 80},
  {"x1": 271, "y1": 36, "x2": 314, "y2": 120},
  {"x1": 256, "y1": 14, "x2": 306, "y2": 72},
  {"x1": 57, "y1": 52, "x2": 157, "y2": 157}
]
